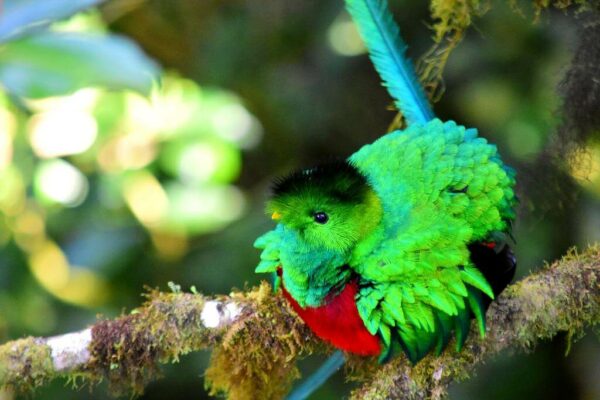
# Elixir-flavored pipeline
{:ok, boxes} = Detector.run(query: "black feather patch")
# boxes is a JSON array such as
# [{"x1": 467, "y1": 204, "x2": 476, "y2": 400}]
[
  {"x1": 468, "y1": 242, "x2": 517, "y2": 303},
  {"x1": 271, "y1": 159, "x2": 369, "y2": 204}
]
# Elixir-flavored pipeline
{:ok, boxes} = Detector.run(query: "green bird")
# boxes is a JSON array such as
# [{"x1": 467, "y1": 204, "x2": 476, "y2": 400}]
[{"x1": 255, "y1": 0, "x2": 517, "y2": 364}]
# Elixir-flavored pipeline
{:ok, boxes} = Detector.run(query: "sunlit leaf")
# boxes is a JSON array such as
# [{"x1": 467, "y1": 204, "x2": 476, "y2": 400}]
[
  {"x1": 162, "y1": 183, "x2": 245, "y2": 235},
  {"x1": 0, "y1": 32, "x2": 160, "y2": 98},
  {"x1": 160, "y1": 137, "x2": 242, "y2": 184}
]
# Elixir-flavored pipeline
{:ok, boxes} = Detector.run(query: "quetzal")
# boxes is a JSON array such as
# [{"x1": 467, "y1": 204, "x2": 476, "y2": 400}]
[{"x1": 254, "y1": 0, "x2": 517, "y2": 364}]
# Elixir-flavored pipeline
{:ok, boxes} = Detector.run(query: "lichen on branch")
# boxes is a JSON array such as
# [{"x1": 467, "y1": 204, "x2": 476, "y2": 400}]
[{"x1": 0, "y1": 337, "x2": 54, "y2": 393}]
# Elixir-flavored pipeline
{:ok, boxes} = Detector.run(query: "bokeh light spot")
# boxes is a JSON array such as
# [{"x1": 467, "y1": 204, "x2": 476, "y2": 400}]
[
  {"x1": 55, "y1": 267, "x2": 109, "y2": 307},
  {"x1": 29, "y1": 240, "x2": 70, "y2": 292},
  {"x1": 97, "y1": 130, "x2": 158, "y2": 172},
  {"x1": 14, "y1": 208, "x2": 45, "y2": 236},
  {"x1": 570, "y1": 143, "x2": 600, "y2": 197},
  {"x1": 328, "y1": 15, "x2": 367, "y2": 56},
  {"x1": 27, "y1": 88, "x2": 100, "y2": 113},
  {"x1": 29, "y1": 240, "x2": 108, "y2": 307},
  {"x1": 164, "y1": 183, "x2": 245, "y2": 234},
  {"x1": 0, "y1": 166, "x2": 26, "y2": 215},
  {"x1": 212, "y1": 103, "x2": 262, "y2": 148},
  {"x1": 123, "y1": 171, "x2": 169, "y2": 227},
  {"x1": 178, "y1": 143, "x2": 220, "y2": 183},
  {"x1": 35, "y1": 159, "x2": 89, "y2": 207},
  {"x1": 29, "y1": 110, "x2": 98, "y2": 158},
  {"x1": 0, "y1": 108, "x2": 16, "y2": 169}
]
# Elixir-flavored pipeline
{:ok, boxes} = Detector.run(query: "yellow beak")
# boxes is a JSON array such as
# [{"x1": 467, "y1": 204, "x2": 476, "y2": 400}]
[{"x1": 271, "y1": 212, "x2": 282, "y2": 221}]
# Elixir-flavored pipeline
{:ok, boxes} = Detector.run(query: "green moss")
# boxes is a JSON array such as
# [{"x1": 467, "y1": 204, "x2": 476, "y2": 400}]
[
  {"x1": 533, "y1": 0, "x2": 599, "y2": 14},
  {"x1": 205, "y1": 282, "x2": 322, "y2": 400},
  {"x1": 85, "y1": 282, "x2": 320, "y2": 398},
  {"x1": 345, "y1": 354, "x2": 380, "y2": 383},
  {"x1": 0, "y1": 337, "x2": 54, "y2": 392},
  {"x1": 429, "y1": 0, "x2": 480, "y2": 42},
  {"x1": 88, "y1": 289, "x2": 212, "y2": 395}
]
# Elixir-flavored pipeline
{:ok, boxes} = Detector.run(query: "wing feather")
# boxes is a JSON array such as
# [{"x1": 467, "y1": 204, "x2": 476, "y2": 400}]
[{"x1": 352, "y1": 120, "x2": 515, "y2": 361}]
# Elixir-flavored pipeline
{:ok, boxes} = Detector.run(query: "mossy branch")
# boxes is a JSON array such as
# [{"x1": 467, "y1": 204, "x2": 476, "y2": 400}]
[
  {"x1": 0, "y1": 246, "x2": 599, "y2": 399},
  {"x1": 0, "y1": 284, "x2": 307, "y2": 395}
]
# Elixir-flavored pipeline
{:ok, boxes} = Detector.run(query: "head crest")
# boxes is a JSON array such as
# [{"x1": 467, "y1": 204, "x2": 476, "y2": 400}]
[{"x1": 271, "y1": 160, "x2": 369, "y2": 204}]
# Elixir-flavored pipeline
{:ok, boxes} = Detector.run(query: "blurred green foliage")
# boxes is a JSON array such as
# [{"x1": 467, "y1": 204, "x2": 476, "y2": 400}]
[
  {"x1": 0, "y1": 1, "x2": 598, "y2": 400},
  {"x1": 0, "y1": 4, "x2": 260, "y2": 326}
]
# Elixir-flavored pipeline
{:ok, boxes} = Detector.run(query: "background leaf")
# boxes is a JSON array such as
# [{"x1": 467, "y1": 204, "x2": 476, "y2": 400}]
[
  {"x1": 0, "y1": 32, "x2": 160, "y2": 98},
  {"x1": 0, "y1": 0, "x2": 107, "y2": 43}
]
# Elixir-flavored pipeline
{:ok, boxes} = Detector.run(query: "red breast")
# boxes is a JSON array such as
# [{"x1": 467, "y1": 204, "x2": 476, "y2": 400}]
[{"x1": 279, "y1": 269, "x2": 381, "y2": 356}]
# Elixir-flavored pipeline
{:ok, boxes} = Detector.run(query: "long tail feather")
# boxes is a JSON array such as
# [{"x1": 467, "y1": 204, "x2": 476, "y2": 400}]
[
  {"x1": 344, "y1": 0, "x2": 434, "y2": 125},
  {"x1": 286, "y1": 351, "x2": 345, "y2": 400}
]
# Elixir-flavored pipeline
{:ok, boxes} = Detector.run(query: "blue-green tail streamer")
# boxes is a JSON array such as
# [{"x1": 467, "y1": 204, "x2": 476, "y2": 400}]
[
  {"x1": 286, "y1": 351, "x2": 345, "y2": 400},
  {"x1": 344, "y1": 0, "x2": 434, "y2": 125}
]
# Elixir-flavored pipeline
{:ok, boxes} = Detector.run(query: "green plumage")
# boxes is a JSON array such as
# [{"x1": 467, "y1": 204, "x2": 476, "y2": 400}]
[{"x1": 255, "y1": 119, "x2": 516, "y2": 362}]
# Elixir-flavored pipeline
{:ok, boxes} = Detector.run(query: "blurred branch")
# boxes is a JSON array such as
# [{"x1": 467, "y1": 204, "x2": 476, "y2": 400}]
[
  {"x1": 0, "y1": 246, "x2": 599, "y2": 398},
  {"x1": 99, "y1": 0, "x2": 147, "y2": 23}
]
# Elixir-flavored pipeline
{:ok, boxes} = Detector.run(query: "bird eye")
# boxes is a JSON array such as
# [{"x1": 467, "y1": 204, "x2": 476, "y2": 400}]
[{"x1": 313, "y1": 212, "x2": 329, "y2": 224}]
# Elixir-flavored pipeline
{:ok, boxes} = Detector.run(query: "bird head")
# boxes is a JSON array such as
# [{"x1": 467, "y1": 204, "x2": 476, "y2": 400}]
[{"x1": 267, "y1": 160, "x2": 383, "y2": 252}]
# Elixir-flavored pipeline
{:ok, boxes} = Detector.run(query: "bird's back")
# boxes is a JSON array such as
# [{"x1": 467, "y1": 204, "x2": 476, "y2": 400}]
[
  {"x1": 349, "y1": 118, "x2": 515, "y2": 242},
  {"x1": 347, "y1": 119, "x2": 517, "y2": 362}
]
